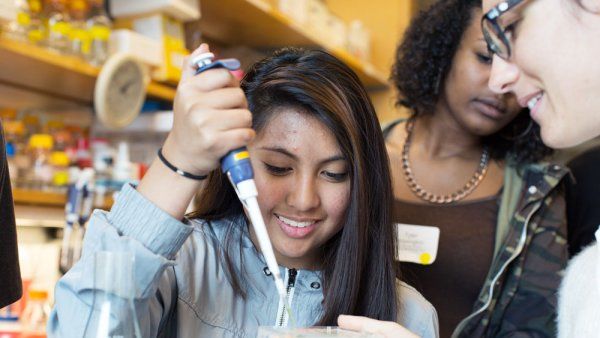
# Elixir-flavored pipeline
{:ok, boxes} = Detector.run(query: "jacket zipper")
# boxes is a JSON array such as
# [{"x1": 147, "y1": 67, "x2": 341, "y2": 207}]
[
  {"x1": 276, "y1": 268, "x2": 297, "y2": 327},
  {"x1": 452, "y1": 201, "x2": 543, "y2": 337}
]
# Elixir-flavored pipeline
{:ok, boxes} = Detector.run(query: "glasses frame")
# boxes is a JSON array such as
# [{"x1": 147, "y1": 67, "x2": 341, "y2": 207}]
[{"x1": 481, "y1": 0, "x2": 524, "y2": 60}]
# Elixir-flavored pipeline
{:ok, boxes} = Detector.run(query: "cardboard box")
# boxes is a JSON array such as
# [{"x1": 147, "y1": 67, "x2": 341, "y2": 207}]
[
  {"x1": 109, "y1": 0, "x2": 200, "y2": 22},
  {"x1": 132, "y1": 14, "x2": 189, "y2": 84},
  {"x1": 109, "y1": 29, "x2": 163, "y2": 68}
]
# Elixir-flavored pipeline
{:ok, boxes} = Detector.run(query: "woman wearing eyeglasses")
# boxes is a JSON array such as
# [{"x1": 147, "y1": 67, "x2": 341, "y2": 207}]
[
  {"x1": 480, "y1": 1, "x2": 600, "y2": 337},
  {"x1": 340, "y1": 0, "x2": 600, "y2": 337},
  {"x1": 342, "y1": 0, "x2": 569, "y2": 337}
]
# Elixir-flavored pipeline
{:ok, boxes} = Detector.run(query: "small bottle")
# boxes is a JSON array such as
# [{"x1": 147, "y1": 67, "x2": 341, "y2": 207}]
[
  {"x1": 68, "y1": 0, "x2": 90, "y2": 59},
  {"x1": 50, "y1": 151, "x2": 70, "y2": 191},
  {"x1": 112, "y1": 141, "x2": 131, "y2": 190},
  {"x1": 26, "y1": 0, "x2": 46, "y2": 45},
  {"x1": 5, "y1": 142, "x2": 19, "y2": 182},
  {"x1": 20, "y1": 289, "x2": 50, "y2": 338},
  {"x1": 3, "y1": 121, "x2": 30, "y2": 188},
  {"x1": 22, "y1": 113, "x2": 41, "y2": 137},
  {"x1": 75, "y1": 137, "x2": 93, "y2": 168},
  {"x1": 2, "y1": 0, "x2": 45, "y2": 44},
  {"x1": 43, "y1": 0, "x2": 70, "y2": 53},
  {"x1": 86, "y1": 0, "x2": 111, "y2": 66},
  {"x1": 2, "y1": 0, "x2": 31, "y2": 42},
  {"x1": 26, "y1": 134, "x2": 54, "y2": 190}
]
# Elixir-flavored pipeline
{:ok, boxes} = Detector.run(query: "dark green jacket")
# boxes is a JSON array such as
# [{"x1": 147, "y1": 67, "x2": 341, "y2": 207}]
[
  {"x1": 383, "y1": 119, "x2": 569, "y2": 337},
  {"x1": 452, "y1": 162, "x2": 568, "y2": 337}
]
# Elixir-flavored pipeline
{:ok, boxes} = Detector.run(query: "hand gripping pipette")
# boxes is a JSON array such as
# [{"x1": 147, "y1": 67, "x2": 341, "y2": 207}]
[{"x1": 192, "y1": 53, "x2": 288, "y2": 301}]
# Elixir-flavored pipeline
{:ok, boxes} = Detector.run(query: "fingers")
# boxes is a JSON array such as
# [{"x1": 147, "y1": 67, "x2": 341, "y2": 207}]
[
  {"x1": 338, "y1": 315, "x2": 366, "y2": 332},
  {"x1": 181, "y1": 43, "x2": 210, "y2": 82},
  {"x1": 337, "y1": 315, "x2": 420, "y2": 338},
  {"x1": 180, "y1": 43, "x2": 239, "y2": 91},
  {"x1": 190, "y1": 87, "x2": 248, "y2": 110},
  {"x1": 190, "y1": 108, "x2": 252, "y2": 132}
]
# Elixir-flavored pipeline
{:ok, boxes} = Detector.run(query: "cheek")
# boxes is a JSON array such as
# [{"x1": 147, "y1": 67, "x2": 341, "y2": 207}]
[
  {"x1": 254, "y1": 171, "x2": 286, "y2": 211},
  {"x1": 321, "y1": 183, "x2": 351, "y2": 227}
]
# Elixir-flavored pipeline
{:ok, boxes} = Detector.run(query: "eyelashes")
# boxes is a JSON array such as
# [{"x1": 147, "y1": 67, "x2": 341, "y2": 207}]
[{"x1": 263, "y1": 162, "x2": 349, "y2": 182}]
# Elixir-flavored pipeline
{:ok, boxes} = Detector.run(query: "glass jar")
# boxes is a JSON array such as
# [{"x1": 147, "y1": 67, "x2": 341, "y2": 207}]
[
  {"x1": 20, "y1": 289, "x2": 50, "y2": 338},
  {"x1": 26, "y1": 134, "x2": 54, "y2": 190}
]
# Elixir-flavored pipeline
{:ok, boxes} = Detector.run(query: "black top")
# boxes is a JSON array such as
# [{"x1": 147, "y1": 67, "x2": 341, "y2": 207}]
[
  {"x1": 0, "y1": 120, "x2": 22, "y2": 307},
  {"x1": 565, "y1": 146, "x2": 600, "y2": 257},
  {"x1": 394, "y1": 195, "x2": 499, "y2": 338}
]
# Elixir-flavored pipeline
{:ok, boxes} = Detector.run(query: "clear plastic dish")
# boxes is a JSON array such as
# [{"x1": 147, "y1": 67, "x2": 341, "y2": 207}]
[{"x1": 257, "y1": 326, "x2": 383, "y2": 338}]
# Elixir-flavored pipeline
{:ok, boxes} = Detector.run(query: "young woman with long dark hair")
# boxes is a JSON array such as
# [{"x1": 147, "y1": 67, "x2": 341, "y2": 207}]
[{"x1": 49, "y1": 46, "x2": 438, "y2": 337}]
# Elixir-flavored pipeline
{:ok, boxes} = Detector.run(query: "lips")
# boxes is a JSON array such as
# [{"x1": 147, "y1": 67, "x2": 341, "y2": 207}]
[
  {"x1": 518, "y1": 91, "x2": 544, "y2": 109},
  {"x1": 275, "y1": 214, "x2": 319, "y2": 239},
  {"x1": 473, "y1": 99, "x2": 506, "y2": 119}
]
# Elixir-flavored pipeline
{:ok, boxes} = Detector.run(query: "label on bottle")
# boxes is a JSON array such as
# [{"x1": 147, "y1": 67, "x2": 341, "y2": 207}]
[
  {"x1": 28, "y1": 29, "x2": 44, "y2": 43},
  {"x1": 51, "y1": 21, "x2": 71, "y2": 35},
  {"x1": 17, "y1": 12, "x2": 31, "y2": 26},
  {"x1": 89, "y1": 26, "x2": 110, "y2": 41}
]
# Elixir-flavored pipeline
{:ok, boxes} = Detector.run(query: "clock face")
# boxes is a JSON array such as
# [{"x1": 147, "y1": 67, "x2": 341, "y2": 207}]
[{"x1": 95, "y1": 54, "x2": 147, "y2": 129}]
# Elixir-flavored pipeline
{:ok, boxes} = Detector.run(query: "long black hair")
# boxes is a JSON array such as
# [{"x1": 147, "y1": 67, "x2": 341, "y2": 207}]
[
  {"x1": 190, "y1": 48, "x2": 398, "y2": 324},
  {"x1": 392, "y1": 0, "x2": 552, "y2": 165}
]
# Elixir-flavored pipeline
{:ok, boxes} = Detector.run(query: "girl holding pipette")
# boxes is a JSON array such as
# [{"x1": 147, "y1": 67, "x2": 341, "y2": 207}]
[{"x1": 49, "y1": 45, "x2": 438, "y2": 338}]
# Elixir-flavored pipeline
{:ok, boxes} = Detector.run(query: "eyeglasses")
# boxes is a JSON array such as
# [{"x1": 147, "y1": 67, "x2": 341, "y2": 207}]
[{"x1": 481, "y1": 0, "x2": 524, "y2": 60}]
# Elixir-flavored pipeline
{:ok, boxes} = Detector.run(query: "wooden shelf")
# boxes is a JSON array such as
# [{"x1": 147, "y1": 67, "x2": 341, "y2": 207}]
[
  {"x1": 0, "y1": 36, "x2": 176, "y2": 106},
  {"x1": 198, "y1": 0, "x2": 389, "y2": 89},
  {"x1": 13, "y1": 188, "x2": 113, "y2": 210}
]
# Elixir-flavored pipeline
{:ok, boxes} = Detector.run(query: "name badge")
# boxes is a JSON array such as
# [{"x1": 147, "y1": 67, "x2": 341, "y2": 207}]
[{"x1": 396, "y1": 223, "x2": 440, "y2": 265}]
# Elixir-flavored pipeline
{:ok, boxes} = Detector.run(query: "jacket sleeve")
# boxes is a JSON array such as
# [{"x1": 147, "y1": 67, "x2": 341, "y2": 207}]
[
  {"x1": 48, "y1": 184, "x2": 194, "y2": 338},
  {"x1": 492, "y1": 187, "x2": 568, "y2": 337}
]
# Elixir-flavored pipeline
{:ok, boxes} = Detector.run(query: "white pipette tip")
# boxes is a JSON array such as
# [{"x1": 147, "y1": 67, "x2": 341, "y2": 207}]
[{"x1": 274, "y1": 277, "x2": 286, "y2": 300}]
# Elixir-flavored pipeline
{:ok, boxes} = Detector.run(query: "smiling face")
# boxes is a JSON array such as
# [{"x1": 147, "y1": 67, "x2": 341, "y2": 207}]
[
  {"x1": 439, "y1": 7, "x2": 522, "y2": 136},
  {"x1": 483, "y1": 0, "x2": 600, "y2": 148},
  {"x1": 247, "y1": 107, "x2": 351, "y2": 269}
]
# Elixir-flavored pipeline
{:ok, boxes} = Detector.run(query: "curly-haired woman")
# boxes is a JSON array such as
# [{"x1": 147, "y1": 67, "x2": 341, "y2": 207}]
[{"x1": 341, "y1": 0, "x2": 568, "y2": 337}]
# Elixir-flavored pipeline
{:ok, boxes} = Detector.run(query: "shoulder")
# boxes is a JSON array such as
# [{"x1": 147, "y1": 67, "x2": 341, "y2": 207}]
[
  {"x1": 396, "y1": 280, "x2": 439, "y2": 338},
  {"x1": 558, "y1": 242, "x2": 600, "y2": 337},
  {"x1": 561, "y1": 242, "x2": 599, "y2": 292}
]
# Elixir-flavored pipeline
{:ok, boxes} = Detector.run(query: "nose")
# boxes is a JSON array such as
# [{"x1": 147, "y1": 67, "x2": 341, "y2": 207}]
[
  {"x1": 286, "y1": 175, "x2": 320, "y2": 212},
  {"x1": 489, "y1": 54, "x2": 520, "y2": 95}
]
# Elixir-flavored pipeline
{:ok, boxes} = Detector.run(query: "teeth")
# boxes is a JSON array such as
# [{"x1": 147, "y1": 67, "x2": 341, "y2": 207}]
[
  {"x1": 277, "y1": 215, "x2": 314, "y2": 228},
  {"x1": 527, "y1": 94, "x2": 542, "y2": 110}
]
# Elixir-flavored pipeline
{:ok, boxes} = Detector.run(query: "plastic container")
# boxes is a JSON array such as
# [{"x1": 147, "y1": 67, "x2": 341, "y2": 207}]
[
  {"x1": 108, "y1": 0, "x2": 200, "y2": 22},
  {"x1": 257, "y1": 327, "x2": 383, "y2": 338},
  {"x1": 44, "y1": 0, "x2": 71, "y2": 54},
  {"x1": 5, "y1": 142, "x2": 18, "y2": 182},
  {"x1": 86, "y1": 0, "x2": 111, "y2": 66},
  {"x1": 50, "y1": 151, "x2": 70, "y2": 189},
  {"x1": 82, "y1": 251, "x2": 141, "y2": 338},
  {"x1": 68, "y1": 0, "x2": 90, "y2": 58},
  {"x1": 20, "y1": 289, "x2": 50, "y2": 338},
  {"x1": 27, "y1": 134, "x2": 54, "y2": 190}
]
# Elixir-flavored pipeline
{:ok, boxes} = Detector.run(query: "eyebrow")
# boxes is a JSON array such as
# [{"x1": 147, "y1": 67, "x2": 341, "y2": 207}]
[{"x1": 259, "y1": 146, "x2": 346, "y2": 165}]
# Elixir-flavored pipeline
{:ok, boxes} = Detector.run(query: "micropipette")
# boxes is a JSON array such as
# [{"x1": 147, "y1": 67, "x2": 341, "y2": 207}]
[{"x1": 192, "y1": 52, "x2": 288, "y2": 301}]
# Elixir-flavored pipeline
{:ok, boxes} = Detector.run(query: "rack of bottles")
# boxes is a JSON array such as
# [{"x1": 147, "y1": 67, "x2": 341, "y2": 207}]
[{"x1": 0, "y1": 0, "x2": 176, "y2": 106}]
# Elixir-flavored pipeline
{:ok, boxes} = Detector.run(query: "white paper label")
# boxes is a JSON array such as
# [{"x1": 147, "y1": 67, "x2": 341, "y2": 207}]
[{"x1": 396, "y1": 223, "x2": 440, "y2": 265}]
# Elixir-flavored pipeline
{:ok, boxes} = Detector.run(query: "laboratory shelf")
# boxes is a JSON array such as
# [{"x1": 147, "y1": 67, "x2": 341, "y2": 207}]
[
  {"x1": 197, "y1": 0, "x2": 389, "y2": 89},
  {"x1": 0, "y1": 36, "x2": 176, "y2": 107},
  {"x1": 13, "y1": 188, "x2": 113, "y2": 210}
]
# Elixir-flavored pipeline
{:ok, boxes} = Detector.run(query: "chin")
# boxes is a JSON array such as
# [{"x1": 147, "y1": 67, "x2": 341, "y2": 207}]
[{"x1": 540, "y1": 127, "x2": 585, "y2": 149}]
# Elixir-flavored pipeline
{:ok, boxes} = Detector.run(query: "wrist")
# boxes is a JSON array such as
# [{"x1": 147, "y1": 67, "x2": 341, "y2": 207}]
[{"x1": 162, "y1": 135, "x2": 211, "y2": 178}]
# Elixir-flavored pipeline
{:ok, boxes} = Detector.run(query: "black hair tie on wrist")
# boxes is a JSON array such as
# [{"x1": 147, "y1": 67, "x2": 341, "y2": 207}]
[{"x1": 157, "y1": 148, "x2": 208, "y2": 181}]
